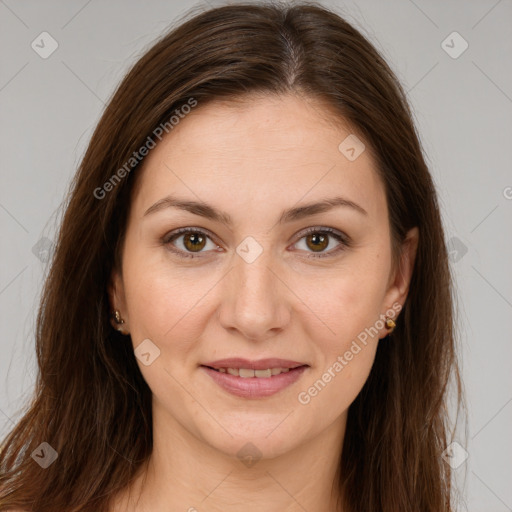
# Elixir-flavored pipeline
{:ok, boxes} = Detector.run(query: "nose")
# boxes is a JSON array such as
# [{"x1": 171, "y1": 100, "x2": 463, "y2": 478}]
[{"x1": 217, "y1": 247, "x2": 291, "y2": 342}]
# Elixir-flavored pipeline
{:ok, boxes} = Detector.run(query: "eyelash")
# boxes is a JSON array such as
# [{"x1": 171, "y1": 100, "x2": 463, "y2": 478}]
[{"x1": 162, "y1": 227, "x2": 350, "y2": 260}]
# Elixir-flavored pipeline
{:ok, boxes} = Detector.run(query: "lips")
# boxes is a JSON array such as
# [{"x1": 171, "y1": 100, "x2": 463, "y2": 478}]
[
  {"x1": 200, "y1": 358, "x2": 307, "y2": 371},
  {"x1": 199, "y1": 358, "x2": 309, "y2": 398}
]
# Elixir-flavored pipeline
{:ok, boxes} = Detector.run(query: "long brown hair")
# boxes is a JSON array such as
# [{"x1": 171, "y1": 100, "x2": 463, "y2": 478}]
[{"x1": 0, "y1": 2, "x2": 465, "y2": 510}]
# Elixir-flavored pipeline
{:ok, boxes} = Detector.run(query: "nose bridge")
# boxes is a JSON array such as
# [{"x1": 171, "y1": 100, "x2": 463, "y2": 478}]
[
  {"x1": 220, "y1": 237, "x2": 290, "y2": 340},
  {"x1": 236, "y1": 250, "x2": 277, "y2": 303}
]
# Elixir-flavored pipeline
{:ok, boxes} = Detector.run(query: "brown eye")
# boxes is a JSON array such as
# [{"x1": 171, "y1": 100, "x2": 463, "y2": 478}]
[
  {"x1": 183, "y1": 232, "x2": 206, "y2": 252},
  {"x1": 293, "y1": 227, "x2": 349, "y2": 258},
  {"x1": 305, "y1": 232, "x2": 329, "y2": 252},
  {"x1": 164, "y1": 227, "x2": 348, "y2": 260},
  {"x1": 164, "y1": 228, "x2": 218, "y2": 259}
]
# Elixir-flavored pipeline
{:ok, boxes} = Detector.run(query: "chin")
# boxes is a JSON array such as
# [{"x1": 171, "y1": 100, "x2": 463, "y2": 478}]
[{"x1": 201, "y1": 424, "x2": 300, "y2": 462}]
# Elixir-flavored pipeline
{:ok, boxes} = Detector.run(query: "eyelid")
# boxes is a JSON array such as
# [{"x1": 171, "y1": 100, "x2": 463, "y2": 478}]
[
  {"x1": 162, "y1": 226, "x2": 219, "y2": 245},
  {"x1": 294, "y1": 226, "x2": 349, "y2": 244}
]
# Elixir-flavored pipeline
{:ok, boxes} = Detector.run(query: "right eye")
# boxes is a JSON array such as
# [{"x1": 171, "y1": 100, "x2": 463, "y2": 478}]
[{"x1": 163, "y1": 228, "x2": 220, "y2": 259}]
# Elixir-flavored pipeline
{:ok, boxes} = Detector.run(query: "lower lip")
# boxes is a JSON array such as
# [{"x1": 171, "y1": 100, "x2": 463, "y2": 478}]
[{"x1": 200, "y1": 365, "x2": 308, "y2": 398}]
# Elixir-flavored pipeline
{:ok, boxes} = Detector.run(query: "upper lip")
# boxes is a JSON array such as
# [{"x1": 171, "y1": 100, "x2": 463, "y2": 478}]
[{"x1": 201, "y1": 358, "x2": 308, "y2": 370}]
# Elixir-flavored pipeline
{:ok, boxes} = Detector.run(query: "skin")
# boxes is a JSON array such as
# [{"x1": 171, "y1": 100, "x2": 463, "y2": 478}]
[{"x1": 108, "y1": 93, "x2": 418, "y2": 512}]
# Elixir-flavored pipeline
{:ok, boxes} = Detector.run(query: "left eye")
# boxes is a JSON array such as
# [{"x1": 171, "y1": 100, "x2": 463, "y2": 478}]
[
  {"x1": 293, "y1": 228, "x2": 347, "y2": 257},
  {"x1": 163, "y1": 227, "x2": 348, "y2": 259}
]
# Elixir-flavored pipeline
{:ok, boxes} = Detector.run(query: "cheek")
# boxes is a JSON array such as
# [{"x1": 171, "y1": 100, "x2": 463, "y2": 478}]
[
  {"x1": 294, "y1": 250, "x2": 389, "y2": 408},
  {"x1": 296, "y1": 285, "x2": 382, "y2": 421},
  {"x1": 122, "y1": 253, "x2": 219, "y2": 350},
  {"x1": 315, "y1": 283, "x2": 381, "y2": 383},
  {"x1": 303, "y1": 261, "x2": 389, "y2": 344},
  {"x1": 295, "y1": 308, "x2": 379, "y2": 429}
]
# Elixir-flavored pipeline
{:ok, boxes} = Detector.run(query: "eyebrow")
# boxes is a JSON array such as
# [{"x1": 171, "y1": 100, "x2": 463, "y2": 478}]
[{"x1": 143, "y1": 194, "x2": 368, "y2": 225}]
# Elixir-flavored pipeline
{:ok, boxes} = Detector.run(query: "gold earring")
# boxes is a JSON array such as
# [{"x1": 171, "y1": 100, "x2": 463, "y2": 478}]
[
  {"x1": 385, "y1": 317, "x2": 396, "y2": 334},
  {"x1": 111, "y1": 310, "x2": 128, "y2": 334},
  {"x1": 113, "y1": 310, "x2": 125, "y2": 325}
]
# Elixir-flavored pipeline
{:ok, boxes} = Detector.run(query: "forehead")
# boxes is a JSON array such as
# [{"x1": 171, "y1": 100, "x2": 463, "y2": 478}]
[{"x1": 131, "y1": 94, "x2": 385, "y2": 221}]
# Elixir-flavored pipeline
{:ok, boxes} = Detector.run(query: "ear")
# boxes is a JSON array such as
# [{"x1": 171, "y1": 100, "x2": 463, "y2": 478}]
[
  {"x1": 107, "y1": 268, "x2": 129, "y2": 334},
  {"x1": 381, "y1": 226, "x2": 419, "y2": 323}
]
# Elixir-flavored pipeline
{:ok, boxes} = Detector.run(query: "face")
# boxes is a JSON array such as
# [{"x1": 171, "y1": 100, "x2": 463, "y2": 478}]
[{"x1": 109, "y1": 93, "x2": 418, "y2": 460}]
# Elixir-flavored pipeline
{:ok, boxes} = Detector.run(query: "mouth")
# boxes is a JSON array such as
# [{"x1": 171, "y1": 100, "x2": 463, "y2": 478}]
[
  {"x1": 199, "y1": 358, "x2": 309, "y2": 398},
  {"x1": 201, "y1": 365, "x2": 306, "y2": 378}
]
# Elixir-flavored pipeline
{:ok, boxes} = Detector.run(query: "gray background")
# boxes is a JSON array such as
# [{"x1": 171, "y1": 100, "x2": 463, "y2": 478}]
[{"x1": 1, "y1": 0, "x2": 511, "y2": 510}]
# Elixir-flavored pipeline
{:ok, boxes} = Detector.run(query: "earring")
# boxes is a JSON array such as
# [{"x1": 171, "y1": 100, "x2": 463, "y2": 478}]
[
  {"x1": 111, "y1": 310, "x2": 128, "y2": 334},
  {"x1": 113, "y1": 310, "x2": 125, "y2": 325},
  {"x1": 385, "y1": 317, "x2": 396, "y2": 334}
]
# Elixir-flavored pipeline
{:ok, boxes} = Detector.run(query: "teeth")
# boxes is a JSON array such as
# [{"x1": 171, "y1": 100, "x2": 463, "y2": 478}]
[
  {"x1": 255, "y1": 369, "x2": 272, "y2": 378},
  {"x1": 216, "y1": 367, "x2": 295, "y2": 377}
]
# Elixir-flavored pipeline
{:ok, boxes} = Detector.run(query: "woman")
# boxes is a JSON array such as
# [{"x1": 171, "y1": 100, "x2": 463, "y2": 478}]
[{"x1": 0, "y1": 2, "x2": 465, "y2": 511}]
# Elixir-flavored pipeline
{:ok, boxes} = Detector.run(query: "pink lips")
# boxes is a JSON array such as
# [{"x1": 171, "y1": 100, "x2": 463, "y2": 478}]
[
  {"x1": 200, "y1": 358, "x2": 309, "y2": 398},
  {"x1": 201, "y1": 357, "x2": 306, "y2": 370}
]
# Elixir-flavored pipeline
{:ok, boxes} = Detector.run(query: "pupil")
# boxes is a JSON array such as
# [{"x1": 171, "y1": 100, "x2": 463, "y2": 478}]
[
  {"x1": 186, "y1": 233, "x2": 205, "y2": 251},
  {"x1": 308, "y1": 233, "x2": 328, "y2": 252}
]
